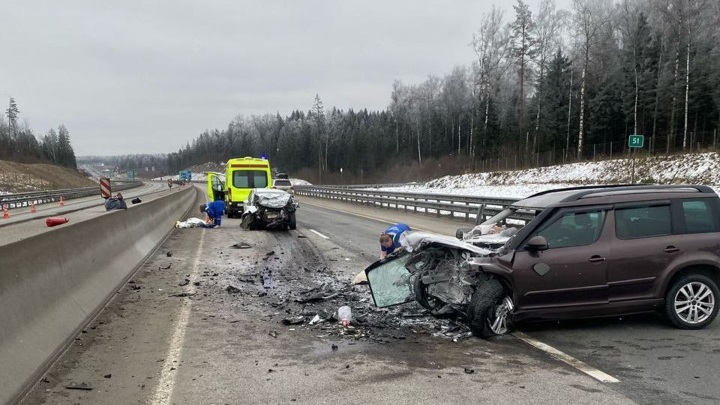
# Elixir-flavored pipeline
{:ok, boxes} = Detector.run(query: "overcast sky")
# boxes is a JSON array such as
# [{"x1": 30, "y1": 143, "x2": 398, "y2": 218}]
[{"x1": 1, "y1": 0, "x2": 572, "y2": 156}]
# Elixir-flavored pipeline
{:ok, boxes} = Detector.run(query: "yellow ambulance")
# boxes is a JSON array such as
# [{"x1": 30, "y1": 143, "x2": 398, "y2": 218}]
[{"x1": 223, "y1": 157, "x2": 273, "y2": 217}]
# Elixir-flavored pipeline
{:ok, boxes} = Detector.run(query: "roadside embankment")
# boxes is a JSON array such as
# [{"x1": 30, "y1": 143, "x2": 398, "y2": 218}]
[{"x1": 0, "y1": 186, "x2": 197, "y2": 404}]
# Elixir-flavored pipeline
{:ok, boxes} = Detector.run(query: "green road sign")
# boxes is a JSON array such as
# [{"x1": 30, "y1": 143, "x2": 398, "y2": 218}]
[{"x1": 629, "y1": 134, "x2": 644, "y2": 148}]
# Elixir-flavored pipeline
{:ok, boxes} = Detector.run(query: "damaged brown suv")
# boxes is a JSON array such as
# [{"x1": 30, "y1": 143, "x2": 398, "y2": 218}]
[{"x1": 365, "y1": 184, "x2": 720, "y2": 337}]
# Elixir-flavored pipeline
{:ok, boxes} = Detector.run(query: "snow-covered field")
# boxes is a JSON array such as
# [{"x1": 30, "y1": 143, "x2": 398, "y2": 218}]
[{"x1": 380, "y1": 152, "x2": 720, "y2": 199}]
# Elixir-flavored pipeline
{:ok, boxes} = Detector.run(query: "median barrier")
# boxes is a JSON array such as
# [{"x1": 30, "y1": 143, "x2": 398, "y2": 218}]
[{"x1": 0, "y1": 186, "x2": 197, "y2": 404}]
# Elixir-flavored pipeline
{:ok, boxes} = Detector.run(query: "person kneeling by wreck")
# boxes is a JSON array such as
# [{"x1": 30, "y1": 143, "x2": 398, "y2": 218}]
[{"x1": 199, "y1": 200, "x2": 225, "y2": 228}]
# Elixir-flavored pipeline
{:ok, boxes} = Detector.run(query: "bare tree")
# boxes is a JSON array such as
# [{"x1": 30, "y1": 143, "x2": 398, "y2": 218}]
[
  {"x1": 571, "y1": 0, "x2": 614, "y2": 159},
  {"x1": 510, "y1": 0, "x2": 538, "y2": 153},
  {"x1": 472, "y1": 7, "x2": 512, "y2": 143},
  {"x1": 5, "y1": 97, "x2": 19, "y2": 139},
  {"x1": 531, "y1": 0, "x2": 569, "y2": 154}
]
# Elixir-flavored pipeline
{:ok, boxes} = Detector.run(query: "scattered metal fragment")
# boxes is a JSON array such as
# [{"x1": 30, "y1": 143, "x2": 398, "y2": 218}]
[
  {"x1": 309, "y1": 315, "x2": 322, "y2": 325},
  {"x1": 179, "y1": 279, "x2": 190, "y2": 287},
  {"x1": 226, "y1": 285, "x2": 241, "y2": 294},
  {"x1": 160, "y1": 263, "x2": 172, "y2": 270},
  {"x1": 170, "y1": 292, "x2": 195, "y2": 297},
  {"x1": 282, "y1": 316, "x2": 305, "y2": 325},
  {"x1": 266, "y1": 251, "x2": 275, "y2": 256},
  {"x1": 268, "y1": 331, "x2": 278, "y2": 338},
  {"x1": 331, "y1": 344, "x2": 338, "y2": 351},
  {"x1": 231, "y1": 242, "x2": 252, "y2": 249},
  {"x1": 166, "y1": 252, "x2": 172, "y2": 257},
  {"x1": 464, "y1": 368, "x2": 475, "y2": 374},
  {"x1": 65, "y1": 382, "x2": 93, "y2": 391},
  {"x1": 103, "y1": 374, "x2": 112, "y2": 379}
]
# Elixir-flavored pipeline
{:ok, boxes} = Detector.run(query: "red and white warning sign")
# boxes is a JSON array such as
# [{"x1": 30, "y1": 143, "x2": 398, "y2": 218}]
[{"x1": 100, "y1": 177, "x2": 112, "y2": 198}]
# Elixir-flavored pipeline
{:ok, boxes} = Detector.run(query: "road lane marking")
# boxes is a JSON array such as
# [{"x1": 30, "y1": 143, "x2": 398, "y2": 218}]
[
  {"x1": 310, "y1": 229, "x2": 330, "y2": 239},
  {"x1": 150, "y1": 230, "x2": 206, "y2": 404},
  {"x1": 514, "y1": 331, "x2": 620, "y2": 383},
  {"x1": 309, "y1": 229, "x2": 330, "y2": 239}
]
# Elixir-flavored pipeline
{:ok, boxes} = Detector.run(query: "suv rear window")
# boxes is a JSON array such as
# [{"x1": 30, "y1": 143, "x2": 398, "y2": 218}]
[
  {"x1": 274, "y1": 179, "x2": 292, "y2": 187},
  {"x1": 681, "y1": 200, "x2": 718, "y2": 233},
  {"x1": 615, "y1": 205, "x2": 671, "y2": 239}
]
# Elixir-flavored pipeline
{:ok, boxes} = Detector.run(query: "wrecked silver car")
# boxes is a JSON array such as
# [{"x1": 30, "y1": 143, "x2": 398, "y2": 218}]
[
  {"x1": 240, "y1": 188, "x2": 298, "y2": 230},
  {"x1": 365, "y1": 231, "x2": 513, "y2": 338}
]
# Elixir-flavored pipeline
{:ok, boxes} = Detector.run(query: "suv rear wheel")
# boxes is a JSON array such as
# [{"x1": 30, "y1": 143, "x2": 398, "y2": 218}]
[
  {"x1": 665, "y1": 274, "x2": 719, "y2": 329},
  {"x1": 467, "y1": 278, "x2": 513, "y2": 338}
]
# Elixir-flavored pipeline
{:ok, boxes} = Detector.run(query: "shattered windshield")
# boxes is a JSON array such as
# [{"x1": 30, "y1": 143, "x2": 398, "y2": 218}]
[{"x1": 366, "y1": 254, "x2": 414, "y2": 308}]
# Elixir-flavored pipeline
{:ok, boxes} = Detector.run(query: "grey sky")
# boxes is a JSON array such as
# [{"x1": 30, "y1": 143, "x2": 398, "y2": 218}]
[{"x1": 1, "y1": 0, "x2": 572, "y2": 156}]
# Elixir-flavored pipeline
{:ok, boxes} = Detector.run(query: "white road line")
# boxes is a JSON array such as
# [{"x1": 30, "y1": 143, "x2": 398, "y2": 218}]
[
  {"x1": 309, "y1": 229, "x2": 330, "y2": 239},
  {"x1": 150, "y1": 231, "x2": 206, "y2": 404},
  {"x1": 514, "y1": 331, "x2": 620, "y2": 384}
]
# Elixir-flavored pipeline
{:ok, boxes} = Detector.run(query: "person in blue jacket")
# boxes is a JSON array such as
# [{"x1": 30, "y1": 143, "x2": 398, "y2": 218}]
[
  {"x1": 200, "y1": 200, "x2": 226, "y2": 228},
  {"x1": 379, "y1": 223, "x2": 412, "y2": 259}
]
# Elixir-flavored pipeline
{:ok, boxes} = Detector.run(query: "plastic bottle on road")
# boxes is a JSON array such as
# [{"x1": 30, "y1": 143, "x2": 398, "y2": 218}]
[{"x1": 338, "y1": 306, "x2": 352, "y2": 327}]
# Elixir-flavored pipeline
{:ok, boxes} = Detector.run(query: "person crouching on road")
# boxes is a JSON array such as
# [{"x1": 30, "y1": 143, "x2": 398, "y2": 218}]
[
  {"x1": 199, "y1": 200, "x2": 225, "y2": 228},
  {"x1": 379, "y1": 223, "x2": 411, "y2": 259}
]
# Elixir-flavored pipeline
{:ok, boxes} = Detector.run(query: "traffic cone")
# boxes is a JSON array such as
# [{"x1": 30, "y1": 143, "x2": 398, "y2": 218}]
[
  {"x1": 31, "y1": 201, "x2": 36, "y2": 213},
  {"x1": 59, "y1": 196, "x2": 65, "y2": 207},
  {"x1": 46, "y1": 217, "x2": 69, "y2": 227},
  {"x1": 3, "y1": 206, "x2": 8, "y2": 219}
]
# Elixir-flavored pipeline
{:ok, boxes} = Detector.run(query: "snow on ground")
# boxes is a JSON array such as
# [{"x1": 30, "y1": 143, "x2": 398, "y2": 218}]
[{"x1": 381, "y1": 152, "x2": 720, "y2": 199}]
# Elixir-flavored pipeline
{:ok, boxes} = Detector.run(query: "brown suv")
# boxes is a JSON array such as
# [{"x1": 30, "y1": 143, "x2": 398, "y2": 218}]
[{"x1": 365, "y1": 184, "x2": 720, "y2": 337}]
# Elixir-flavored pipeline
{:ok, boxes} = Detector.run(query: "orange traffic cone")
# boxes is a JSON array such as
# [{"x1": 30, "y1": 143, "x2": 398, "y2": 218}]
[
  {"x1": 59, "y1": 196, "x2": 65, "y2": 207},
  {"x1": 2, "y1": 206, "x2": 8, "y2": 219},
  {"x1": 46, "y1": 217, "x2": 69, "y2": 227},
  {"x1": 31, "y1": 201, "x2": 36, "y2": 213}
]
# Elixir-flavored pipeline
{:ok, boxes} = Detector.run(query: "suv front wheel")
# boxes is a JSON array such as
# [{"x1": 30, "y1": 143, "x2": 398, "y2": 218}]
[
  {"x1": 467, "y1": 278, "x2": 514, "y2": 337},
  {"x1": 665, "y1": 274, "x2": 719, "y2": 329}
]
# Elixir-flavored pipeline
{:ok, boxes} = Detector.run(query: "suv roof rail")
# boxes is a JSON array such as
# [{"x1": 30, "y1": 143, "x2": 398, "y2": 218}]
[{"x1": 524, "y1": 184, "x2": 715, "y2": 202}]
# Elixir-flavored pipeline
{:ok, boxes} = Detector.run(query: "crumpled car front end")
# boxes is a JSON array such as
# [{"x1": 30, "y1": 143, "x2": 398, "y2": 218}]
[
  {"x1": 364, "y1": 231, "x2": 514, "y2": 338},
  {"x1": 241, "y1": 189, "x2": 298, "y2": 231}
]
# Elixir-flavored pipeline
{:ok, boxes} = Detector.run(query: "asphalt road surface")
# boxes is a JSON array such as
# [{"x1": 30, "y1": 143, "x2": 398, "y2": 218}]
[{"x1": 15, "y1": 194, "x2": 719, "y2": 404}]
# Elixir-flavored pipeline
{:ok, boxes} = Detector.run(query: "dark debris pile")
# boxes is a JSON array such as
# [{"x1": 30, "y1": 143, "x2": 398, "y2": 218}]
[{"x1": 220, "y1": 265, "x2": 473, "y2": 342}]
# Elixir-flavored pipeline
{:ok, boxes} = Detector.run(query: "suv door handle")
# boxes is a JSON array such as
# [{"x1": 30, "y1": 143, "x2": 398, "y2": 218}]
[
  {"x1": 589, "y1": 255, "x2": 606, "y2": 263},
  {"x1": 664, "y1": 246, "x2": 680, "y2": 253}
]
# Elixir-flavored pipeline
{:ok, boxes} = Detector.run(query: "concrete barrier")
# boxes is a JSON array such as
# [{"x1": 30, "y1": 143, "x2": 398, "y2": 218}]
[{"x1": 0, "y1": 186, "x2": 197, "y2": 404}]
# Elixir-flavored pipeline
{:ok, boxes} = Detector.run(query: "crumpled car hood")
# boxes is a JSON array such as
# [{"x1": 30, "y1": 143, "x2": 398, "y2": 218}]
[
  {"x1": 251, "y1": 189, "x2": 293, "y2": 209},
  {"x1": 403, "y1": 231, "x2": 493, "y2": 256}
]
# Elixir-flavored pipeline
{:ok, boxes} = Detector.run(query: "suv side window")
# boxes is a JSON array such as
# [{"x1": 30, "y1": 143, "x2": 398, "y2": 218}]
[
  {"x1": 681, "y1": 199, "x2": 718, "y2": 233},
  {"x1": 535, "y1": 210, "x2": 606, "y2": 249},
  {"x1": 615, "y1": 204, "x2": 671, "y2": 239}
]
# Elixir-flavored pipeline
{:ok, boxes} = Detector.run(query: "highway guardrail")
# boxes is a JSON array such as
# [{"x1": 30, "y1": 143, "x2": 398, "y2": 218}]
[
  {"x1": 294, "y1": 185, "x2": 528, "y2": 224},
  {"x1": 0, "y1": 181, "x2": 143, "y2": 210}
]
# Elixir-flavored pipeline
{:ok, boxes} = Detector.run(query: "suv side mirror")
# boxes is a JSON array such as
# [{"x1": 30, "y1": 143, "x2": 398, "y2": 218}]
[{"x1": 526, "y1": 235, "x2": 549, "y2": 251}]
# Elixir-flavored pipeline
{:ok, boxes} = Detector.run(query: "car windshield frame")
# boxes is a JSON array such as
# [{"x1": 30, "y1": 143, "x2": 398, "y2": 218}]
[{"x1": 365, "y1": 252, "x2": 415, "y2": 308}]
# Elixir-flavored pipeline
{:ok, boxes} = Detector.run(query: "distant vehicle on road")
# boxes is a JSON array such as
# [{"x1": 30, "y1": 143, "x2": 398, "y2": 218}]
[{"x1": 272, "y1": 178, "x2": 294, "y2": 195}]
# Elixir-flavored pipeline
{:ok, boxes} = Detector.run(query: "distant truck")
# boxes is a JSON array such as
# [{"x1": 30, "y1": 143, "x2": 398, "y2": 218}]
[
  {"x1": 206, "y1": 157, "x2": 273, "y2": 218},
  {"x1": 179, "y1": 170, "x2": 192, "y2": 182}
]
